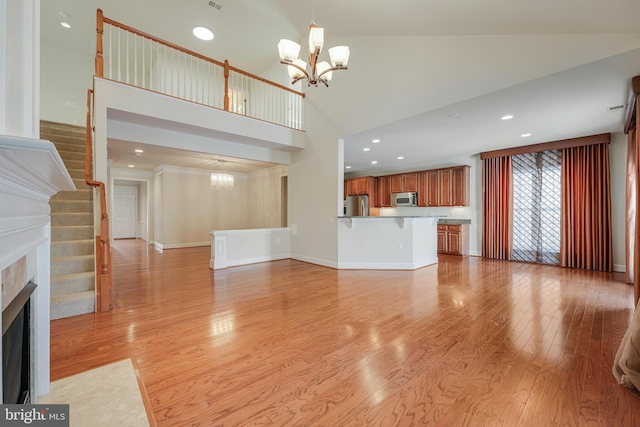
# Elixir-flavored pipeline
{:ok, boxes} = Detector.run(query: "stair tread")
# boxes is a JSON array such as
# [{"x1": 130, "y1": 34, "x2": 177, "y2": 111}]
[
  {"x1": 51, "y1": 239, "x2": 94, "y2": 244},
  {"x1": 51, "y1": 271, "x2": 95, "y2": 280},
  {"x1": 51, "y1": 254, "x2": 94, "y2": 261},
  {"x1": 51, "y1": 291, "x2": 94, "y2": 303}
]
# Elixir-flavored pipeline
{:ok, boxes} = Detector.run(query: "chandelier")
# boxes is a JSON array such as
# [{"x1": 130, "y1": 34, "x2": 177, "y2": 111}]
[
  {"x1": 277, "y1": 3, "x2": 350, "y2": 87},
  {"x1": 210, "y1": 172, "x2": 234, "y2": 190}
]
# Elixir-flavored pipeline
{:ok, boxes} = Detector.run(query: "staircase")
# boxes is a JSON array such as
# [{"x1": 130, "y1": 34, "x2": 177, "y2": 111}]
[{"x1": 42, "y1": 121, "x2": 96, "y2": 320}]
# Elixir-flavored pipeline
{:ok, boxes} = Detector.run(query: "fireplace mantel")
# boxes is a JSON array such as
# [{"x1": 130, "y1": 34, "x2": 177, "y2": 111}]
[{"x1": 0, "y1": 134, "x2": 75, "y2": 402}]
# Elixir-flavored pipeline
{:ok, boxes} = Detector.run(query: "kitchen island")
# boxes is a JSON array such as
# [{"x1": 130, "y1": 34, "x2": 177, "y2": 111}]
[{"x1": 337, "y1": 216, "x2": 440, "y2": 270}]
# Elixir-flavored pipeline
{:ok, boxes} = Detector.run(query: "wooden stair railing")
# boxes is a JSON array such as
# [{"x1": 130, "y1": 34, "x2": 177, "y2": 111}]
[
  {"x1": 95, "y1": 9, "x2": 305, "y2": 129},
  {"x1": 85, "y1": 89, "x2": 112, "y2": 312}
]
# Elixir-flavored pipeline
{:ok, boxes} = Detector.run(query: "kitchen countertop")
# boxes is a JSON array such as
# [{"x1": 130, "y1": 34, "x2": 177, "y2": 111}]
[{"x1": 438, "y1": 218, "x2": 472, "y2": 224}]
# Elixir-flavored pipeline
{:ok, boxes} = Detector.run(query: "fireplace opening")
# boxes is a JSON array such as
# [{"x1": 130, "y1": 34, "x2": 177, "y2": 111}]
[{"x1": 2, "y1": 282, "x2": 35, "y2": 404}]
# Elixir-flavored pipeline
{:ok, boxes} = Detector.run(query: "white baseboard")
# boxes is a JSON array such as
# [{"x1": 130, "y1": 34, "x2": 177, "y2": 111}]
[
  {"x1": 161, "y1": 241, "x2": 211, "y2": 250},
  {"x1": 214, "y1": 253, "x2": 290, "y2": 270},
  {"x1": 614, "y1": 264, "x2": 626, "y2": 273},
  {"x1": 290, "y1": 254, "x2": 338, "y2": 269},
  {"x1": 152, "y1": 241, "x2": 163, "y2": 252},
  {"x1": 337, "y1": 257, "x2": 438, "y2": 270},
  {"x1": 469, "y1": 250, "x2": 482, "y2": 257}
]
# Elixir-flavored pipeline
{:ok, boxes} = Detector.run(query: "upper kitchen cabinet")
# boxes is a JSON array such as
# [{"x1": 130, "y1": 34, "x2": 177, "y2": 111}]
[
  {"x1": 452, "y1": 166, "x2": 470, "y2": 206},
  {"x1": 375, "y1": 176, "x2": 392, "y2": 207},
  {"x1": 346, "y1": 176, "x2": 375, "y2": 196},
  {"x1": 390, "y1": 172, "x2": 419, "y2": 193},
  {"x1": 438, "y1": 166, "x2": 470, "y2": 207},
  {"x1": 418, "y1": 170, "x2": 440, "y2": 207}
]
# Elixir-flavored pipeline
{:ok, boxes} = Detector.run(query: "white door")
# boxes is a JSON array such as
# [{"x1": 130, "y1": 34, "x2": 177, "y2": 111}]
[{"x1": 114, "y1": 186, "x2": 137, "y2": 239}]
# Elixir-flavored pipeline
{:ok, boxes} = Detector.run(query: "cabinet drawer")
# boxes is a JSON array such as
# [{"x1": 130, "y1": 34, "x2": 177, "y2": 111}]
[
  {"x1": 437, "y1": 224, "x2": 447, "y2": 231},
  {"x1": 447, "y1": 225, "x2": 461, "y2": 232}
]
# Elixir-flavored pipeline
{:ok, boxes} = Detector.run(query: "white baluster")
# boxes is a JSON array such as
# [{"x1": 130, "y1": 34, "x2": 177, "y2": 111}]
[{"x1": 126, "y1": 31, "x2": 129, "y2": 84}]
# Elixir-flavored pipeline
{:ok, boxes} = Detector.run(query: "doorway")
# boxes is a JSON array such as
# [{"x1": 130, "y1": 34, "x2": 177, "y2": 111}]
[{"x1": 113, "y1": 186, "x2": 137, "y2": 239}]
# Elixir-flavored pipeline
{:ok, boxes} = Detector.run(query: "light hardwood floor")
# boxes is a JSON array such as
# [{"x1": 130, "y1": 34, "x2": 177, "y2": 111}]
[{"x1": 50, "y1": 239, "x2": 640, "y2": 426}]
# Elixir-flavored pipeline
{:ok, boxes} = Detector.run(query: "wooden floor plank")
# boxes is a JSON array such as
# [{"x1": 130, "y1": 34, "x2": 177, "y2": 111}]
[{"x1": 49, "y1": 240, "x2": 640, "y2": 426}]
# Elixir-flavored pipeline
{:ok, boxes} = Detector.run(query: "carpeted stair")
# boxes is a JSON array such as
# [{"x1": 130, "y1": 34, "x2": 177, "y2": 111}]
[{"x1": 42, "y1": 121, "x2": 96, "y2": 319}]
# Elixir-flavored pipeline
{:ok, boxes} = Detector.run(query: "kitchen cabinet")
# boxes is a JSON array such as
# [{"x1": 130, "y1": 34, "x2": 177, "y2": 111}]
[
  {"x1": 346, "y1": 177, "x2": 374, "y2": 196},
  {"x1": 390, "y1": 172, "x2": 418, "y2": 193},
  {"x1": 452, "y1": 166, "x2": 470, "y2": 206},
  {"x1": 375, "y1": 176, "x2": 392, "y2": 207},
  {"x1": 438, "y1": 166, "x2": 470, "y2": 207},
  {"x1": 418, "y1": 170, "x2": 440, "y2": 207},
  {"x1": 437, "y1": 224, "x2": 469, "y2": 256}
]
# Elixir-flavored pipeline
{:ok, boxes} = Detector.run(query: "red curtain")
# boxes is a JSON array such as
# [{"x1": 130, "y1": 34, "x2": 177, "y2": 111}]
[
  {"x1": 482, "y1": 156, "x2": 512, "y2": 260},
  {"x1": 560, "y1": 143, "x2": 613, "y2": 271}
]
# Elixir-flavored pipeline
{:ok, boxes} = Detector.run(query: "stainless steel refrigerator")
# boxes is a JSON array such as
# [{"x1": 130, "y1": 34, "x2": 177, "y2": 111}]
[{"x1": 345, "y1": 195, "x2": 369, "y2": 216}]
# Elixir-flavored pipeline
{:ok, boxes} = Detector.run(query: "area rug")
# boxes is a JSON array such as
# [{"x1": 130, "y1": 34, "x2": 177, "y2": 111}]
[{"x1": 39, "y1": 358, "x2": 155, "y2": 426}]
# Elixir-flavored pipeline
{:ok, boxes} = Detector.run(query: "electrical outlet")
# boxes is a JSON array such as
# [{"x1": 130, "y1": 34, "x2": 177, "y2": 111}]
[{"x1": 397, "y1": 243, "x2": 403, "y2": 250}]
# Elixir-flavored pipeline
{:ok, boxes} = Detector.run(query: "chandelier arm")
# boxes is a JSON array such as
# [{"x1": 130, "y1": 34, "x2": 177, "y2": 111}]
[
  {"x1": 317, "y1": 65, "x2": 348, "y2": 80},
  {"x1": 309, "y1": 49, "x2": 320, "y2": 82},
  {"x1": 280, "y1": 60, "x2": 311, "y2": 80}
]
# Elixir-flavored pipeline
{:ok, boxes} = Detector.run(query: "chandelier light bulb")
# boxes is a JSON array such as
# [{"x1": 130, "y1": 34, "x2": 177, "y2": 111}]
[{"x1": 276, "y1": 6, "x2": 350, "y2": 87}]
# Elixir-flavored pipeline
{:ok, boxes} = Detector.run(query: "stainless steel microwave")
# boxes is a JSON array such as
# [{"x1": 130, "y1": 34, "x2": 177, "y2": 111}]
[{"x1": 392, "y1": 192, "x2": 417, "y2": 207}]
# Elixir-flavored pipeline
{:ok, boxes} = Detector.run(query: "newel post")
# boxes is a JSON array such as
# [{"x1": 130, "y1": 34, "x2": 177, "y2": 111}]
[
  {"x1": 96, "y1": 9, "x2": 104, "y2": 78},
  {"x1": 224, "y1": 60, "x2": 230, "y2": 111}
]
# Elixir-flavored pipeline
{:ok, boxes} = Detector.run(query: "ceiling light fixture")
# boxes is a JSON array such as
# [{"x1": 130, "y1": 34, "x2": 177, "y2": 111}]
[
  {"x1": 521, "y1": 133, "x2": 531, "y2": 138},
  {"x1": 134, "y1": 149, "x2": 144, "y2": 153},
  {"x1": 371, "y1": 161, "x2": 378, "y2": 165},
  {"x1": 210, "y1": 161, "x2": 234, "y2": 190},
  {"x1": 193, "y1": 26, "x2": 214, "y2": 41},
  {"x1": 363, "y1": 148, "x2": 370, "y2": 152},
  {"x1": 501, "y1": 115, "x2": 514, "y2": 120},
  {"x1": 61, "y1": 22, "x2": 71, "y2": 29},
  {"x1": 345, "y1": 166, "x2": 351, "y2": 169},
  {"x1": 210, "y1": 172, "x2": 234, "y2": 190},
  {"x1": 127, "y1": 165, "x2": 135, "y2": 168},
  {"x1": 277, "y1": 1, "x2": 349, "y2": 87},
  {"x1": 397, "y1": 156, "x2": 404, "y2": 160},
  {"x1": 372, "y1": 139, "x2": 380, "y2": 143}
]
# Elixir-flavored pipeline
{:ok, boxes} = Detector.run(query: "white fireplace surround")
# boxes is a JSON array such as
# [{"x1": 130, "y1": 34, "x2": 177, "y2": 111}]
[{"x1": 0, "y1": 134, "x2": 75, "y2": 401}]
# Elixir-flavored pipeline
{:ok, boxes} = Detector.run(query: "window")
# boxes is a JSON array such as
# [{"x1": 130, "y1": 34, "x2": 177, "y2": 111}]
[{"x1": 511, "y1": 150, "x2": 561, "y2": 265}]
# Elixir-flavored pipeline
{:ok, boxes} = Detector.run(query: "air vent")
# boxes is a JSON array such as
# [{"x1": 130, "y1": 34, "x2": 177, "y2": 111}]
[
  {"x1": 208, "y1": 1, "x2": 223, "y2": 10},
  {"x1": 607, "y1": 104, "x2": 625, "y2": 113}
]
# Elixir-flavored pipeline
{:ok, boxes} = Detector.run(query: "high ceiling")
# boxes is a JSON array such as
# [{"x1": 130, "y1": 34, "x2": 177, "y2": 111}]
[{"x1": 41, "y1": 1, "x2": 640, "y2": 175}]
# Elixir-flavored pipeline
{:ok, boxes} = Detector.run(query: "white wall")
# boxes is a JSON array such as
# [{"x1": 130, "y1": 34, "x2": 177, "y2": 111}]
[
  {"x1": 247, "y1": 165, "x2": 288, "y2": 229},
  {"x1": 288, "y1": 100, "x2": 344, "y2": 268},
  {"x1": 611, "y1": 131, "x2": 627, "y2": 272},
  {"x1": 154, "y1": 166, "x2": 249, "y2": 248},
  {"x1": 1, "y1": 0, "x2": 39, "y2": 137},
  {"x1": 40, "y1": 42, "x2": 93, "y2": 125}
]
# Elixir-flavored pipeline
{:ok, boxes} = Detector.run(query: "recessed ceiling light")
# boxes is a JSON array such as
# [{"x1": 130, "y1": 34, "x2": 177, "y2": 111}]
[
  {"x1": 134, "y1": 149, "x2": 144, "y2": 153},
  {"x1": 521, "y1": 133, "x2": 531, "y2": 138},
  {"x1": 59, "y1": 11, "x2": 70, "y2": 18},
  {"x1": 397, "y1": 156, "x2": 404, "y2": 160},
  {"x1": 60, "y1": 22, "x2": 71, "y2": 29},
  {"x1": 363, "y1": 148, "x2": 370, "y2": 151},
  {"x1": 193, "y1": 26, "x2": 214, "y2": 41},
  {"x1": 371, "y1": 160, "x2": 378, "y2": 165},
  {"x1": 128, "y1": 165, "x2": 135, "y2": 168},
  {"x1": 372, "y1": 139, "x2": 380, "y2": 143},
  {"x1": 501, "y1": 115, "x2": 514, "y2": 120},
  {"x1": 345, "y1": 166, "x2": 351, "y2": 169}
]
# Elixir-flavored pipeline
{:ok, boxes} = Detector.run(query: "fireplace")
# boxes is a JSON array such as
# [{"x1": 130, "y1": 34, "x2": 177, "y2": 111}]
[
  {"x1": 2, "y1": 282, "x2": 35, "y2": 404},
  {"x1": 0, "y1": 134, "x2": 76, "y2": 402}
]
